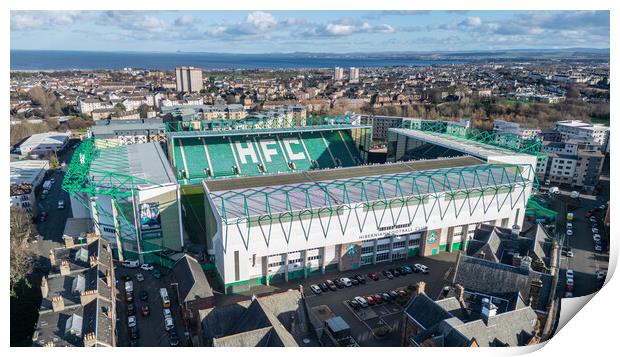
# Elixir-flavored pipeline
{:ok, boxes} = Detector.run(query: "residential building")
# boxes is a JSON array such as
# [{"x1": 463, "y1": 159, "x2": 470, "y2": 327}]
[
  {"x1": 175, "y1": 67, "x2": 203, "y2": 93},
  {"x1": 89, "y1": 118, "x2": 166, "y2": 145},
  {"x1": 10, "y1": 160, "x2": 49, "y2": 216},
  {"x1": 554, "y1": 120, "x2": 609, "y2": 152},
  {"x1": 171, "y1": 254, "x2": 214, "y2": 329},
  {"x1": 492, "y1": 120, "x2": 541, "y2": 140},
  {"x1": 32, "y1": 234, "x2": 116, "y2": 347},
  {"x1": 334, "y1": 67, "x2": 344, "y2": 81},
  {"x1": 349, "y1": 67, "x2": 359, "y2": 83}
]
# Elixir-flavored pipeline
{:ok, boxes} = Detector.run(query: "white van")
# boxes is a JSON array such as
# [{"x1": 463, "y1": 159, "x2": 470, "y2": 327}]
[
  {"x1": 160, "y1": 288, "x2": 171, "y2": 308},
  {"x1": 122, "y1": 260, "x2": 140, "y2": 268}
]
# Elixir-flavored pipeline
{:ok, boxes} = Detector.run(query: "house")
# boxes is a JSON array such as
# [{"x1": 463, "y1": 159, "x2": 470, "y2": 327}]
[{"x1": 171, "y1": 254, "x2": 214, "y2": 327}]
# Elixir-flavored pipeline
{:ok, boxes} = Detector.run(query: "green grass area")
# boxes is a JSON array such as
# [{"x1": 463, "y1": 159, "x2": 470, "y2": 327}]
[
  {"x1": 591, "y1": 115, "x2": 610, "y2": 125},
  {"x1": 180, "y1": 184, "x2": 207, "y2": 245}
]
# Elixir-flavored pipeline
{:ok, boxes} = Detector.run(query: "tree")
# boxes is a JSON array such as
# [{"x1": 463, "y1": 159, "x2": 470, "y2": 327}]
[
  {"x1": 10, "y1": 208, "x2": 36, "y2": 290},
  {"x1": 114, "y1": 102, "x2": 126, "y2": 114},
  {"x1": 49, "y1": 152, "x2": 60, "y2": 169},
  {"x1": 566, "y1": 85, "x2": 580, "y2": 99},
  {"x1": 137, "y1": 104, "x2": 150, "y2": 118}
]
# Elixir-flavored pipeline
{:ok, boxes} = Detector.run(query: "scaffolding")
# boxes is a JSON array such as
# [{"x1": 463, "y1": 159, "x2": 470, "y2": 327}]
[
  {"x1": 62, "y1": 138, "x2": 168, "y2": 261},
  {"x1": 400, "y1": 119, "x2": 547, "y2": 159},
  {"x1": 208, "y1": 163, "x2": 538, "y2": 252}
]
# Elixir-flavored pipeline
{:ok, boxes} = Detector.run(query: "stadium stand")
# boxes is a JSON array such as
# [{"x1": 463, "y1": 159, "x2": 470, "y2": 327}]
[{"x1": 172, "y1": 129, "x2": 364, "y2": 180}]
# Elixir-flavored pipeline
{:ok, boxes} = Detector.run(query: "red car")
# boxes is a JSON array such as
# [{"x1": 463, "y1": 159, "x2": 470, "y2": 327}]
[
  {"x1": 396, "y1": 290, "x2": 407, "y2": 298},
  {"x1": 367, "y1": 272, "x2": 379, "y2": 281},
  {"x1": 365, "y1": 295, "x2": 376, "y2": 305},
  {"x1": 141, "y1": 304, "x2": 150, "y2": 317},
  {"x1": 372, "y1": 294, "x2": 383, "y2": 304},
  {"x1": 325, "y1": 280, "x2": 338, "y2": 291}
]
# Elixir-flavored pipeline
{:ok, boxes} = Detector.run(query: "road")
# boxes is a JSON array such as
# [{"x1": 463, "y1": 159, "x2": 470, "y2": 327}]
[{"x1": 555, "y1": 194, "x2": 609, "y2": 297}]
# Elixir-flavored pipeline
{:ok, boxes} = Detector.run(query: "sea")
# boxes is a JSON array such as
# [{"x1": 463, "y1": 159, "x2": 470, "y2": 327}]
[{"x1": 10, "y1": 50, "x2": 466, "y2": 71}]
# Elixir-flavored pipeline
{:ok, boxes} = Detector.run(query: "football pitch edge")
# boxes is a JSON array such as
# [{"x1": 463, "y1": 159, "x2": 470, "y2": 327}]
[{"x1": 180, "y1": 184, "x2": 207, "y2": 244}]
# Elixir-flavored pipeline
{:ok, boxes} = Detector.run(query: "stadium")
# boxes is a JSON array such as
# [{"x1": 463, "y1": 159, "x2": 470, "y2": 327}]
[{"x1": 64, "y1": 116, "x2": 542, "y2": 294}]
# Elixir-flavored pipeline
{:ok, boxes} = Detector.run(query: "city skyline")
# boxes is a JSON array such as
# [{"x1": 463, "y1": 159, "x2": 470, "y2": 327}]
[{"x1": 10, "y1": 10, "x2": 610, "y2": 53}]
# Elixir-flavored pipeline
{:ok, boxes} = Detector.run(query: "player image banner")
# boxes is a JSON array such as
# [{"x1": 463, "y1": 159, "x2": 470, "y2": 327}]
[{"x1": 139, "y1": 202, "x2": 161, "y2": 231}]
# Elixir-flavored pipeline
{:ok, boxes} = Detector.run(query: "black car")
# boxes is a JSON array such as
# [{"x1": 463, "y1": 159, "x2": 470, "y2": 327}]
[
  {"x1": 388, "y1": 290, "x2": 398, "y2": 299},
  {"x1": 348, "y1": 300, "x2": 360, "y2": 310},
  {"x1": 334, "y1": 279, "x2": 345, "y2": 289},
  {"x1": 39, "y1": 212, "x2": 48, "y2": 222},
  {"x1": 349, "y1": 277, "x2": 360, "y2": 286},
  {"x1": 125, "y1": 291, "x2": 134, "y2": 303},
  {"x1": 390, "y1": 268, "x2": 401, "y2": 277},
  {"x1": 318, "y1": 282, "x2": 329, "y2": 292},
  {"x1": 127, "y1": 303, "x2": 136, "y2": 316},
  {"x1": 139, "y1": 290, "x2": 148, "y2": 301},
  {"x1": 123, "y1": 274, "x2": 132, "y2": 282},
  {"x1": 129, "y1": 326, "x2": 139, "y2": 340},
  {"x1": 354, "y1": 274, "x2": 367, "y2": 284},
  {"x1": 169, "y1": 331, "x2": 179, "y2": 347},
  {"x1": 382, "y1": 270, "x2": 394, "y2": 279}
]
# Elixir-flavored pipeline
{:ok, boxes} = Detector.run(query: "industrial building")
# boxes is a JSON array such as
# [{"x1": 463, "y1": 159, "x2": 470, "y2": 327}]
[
  {"x1": 10, "y1": 159, "x2": 50, "y2": 216},
  {"x1": 18, "y1": 131, "x2": 70, "y2": 157}
]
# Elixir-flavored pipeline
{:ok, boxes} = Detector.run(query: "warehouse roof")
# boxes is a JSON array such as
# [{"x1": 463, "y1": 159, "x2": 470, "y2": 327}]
[
  {"x1": 19, "y1": 131, "x2": 70, "y2": 149},
  {"x1": 10, "y1": 160, "x2": 49, "y2": 186}
]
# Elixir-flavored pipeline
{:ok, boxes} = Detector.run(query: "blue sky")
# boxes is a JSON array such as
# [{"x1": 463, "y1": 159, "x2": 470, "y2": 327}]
[{"x1": 10, "y1": 10, "x2": 610, "y2": 53}]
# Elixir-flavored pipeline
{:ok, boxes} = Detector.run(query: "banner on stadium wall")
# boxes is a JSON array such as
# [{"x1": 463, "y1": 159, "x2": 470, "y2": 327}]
[{"x1": 139, "y1": 202, "x2": 161, "y2": 231}]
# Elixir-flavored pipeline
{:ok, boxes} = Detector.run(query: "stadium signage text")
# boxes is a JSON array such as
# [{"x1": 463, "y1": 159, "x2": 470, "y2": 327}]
[
  {"x1": 233, "y1": 139, "x2": 306, "y2": 164},
  {"x1": 359, "y1": 225, "x2": 426, "y2": 240}
]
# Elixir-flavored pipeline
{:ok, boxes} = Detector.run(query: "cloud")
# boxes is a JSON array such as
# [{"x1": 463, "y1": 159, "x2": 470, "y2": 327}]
[
  {"x1": 459, "y1": 16, "x2": 482, "y2": 27},
  {"x1": 11, "y1": 11, "x2": 86, "y2": 30},
  {"x1": 303, "y1": 20, "x2": 394, "y2": 37}
]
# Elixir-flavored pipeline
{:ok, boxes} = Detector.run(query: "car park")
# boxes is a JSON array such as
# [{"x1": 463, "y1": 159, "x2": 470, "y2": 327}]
[
  {"x1": 354, "y1": 274, "x2": 366, "y2": 284},
  {"x1": 135, "y1": 273, "x2": 144, "y2": 282},
  {"x1": 354, "y1": 296, "x2": 368, "y2": 308},
  {"x1": 382, "y1": 270, "x2": 394, "y2": 279},
  {"x1": 128, "y1": 315, "x2": 137, "y2": 328},
  {"x1": 318, "y1": 282, "x2": 329, "y2": 292},
  {"x1": 310, "y1": 284, "x2": 322, "y2": 295},
  {"x1": 326, "y1": 280, "x2": 338, "y2": 291},
  {"x1": 367, "y1": 272, "x2": 379, "y2": 281},
  {"x1": 141, "y1": 264, "x2": 154, "y2": 271},
  {"x1": 414, "y1": 264, "x2": 429, "y2": 274}
]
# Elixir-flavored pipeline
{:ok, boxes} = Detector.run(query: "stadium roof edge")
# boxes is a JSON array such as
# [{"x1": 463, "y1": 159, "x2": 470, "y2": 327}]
[{"x1": 167, "y1": 124, "x2": 371, "y2": 138}]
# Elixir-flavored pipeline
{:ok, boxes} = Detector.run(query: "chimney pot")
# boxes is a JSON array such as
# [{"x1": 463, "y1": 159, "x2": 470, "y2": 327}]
[
  {"x1": 40, "y1": 276, "x2": 49, "y2": 298},
  {"x1": 51, "y1": 295, "x2": 65, "y2": 312},
  {"x1": 59, "y1": 260, "x2": 71, "y2": 276},
  {"x1": 417, "y1": 281, "x2": 426, "y2": 295}
]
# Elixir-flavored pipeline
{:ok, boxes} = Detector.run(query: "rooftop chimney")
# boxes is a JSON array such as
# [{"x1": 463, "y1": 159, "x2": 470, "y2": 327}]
[
  {"x1": 63, "y1": 235, "x2": 75, "y2": 248},
  {"x1": 417, "y1": 281, "x2": 426, "y2": 295},
  {"x1": 49, "y1": 249, "x2": 56, "y2": 266},
  {"x1": 512, "y1": 253, "x2": 522, "y2": 267},
  {"x1": 40, "y1": 276, "x2": 49, "y2": 299},
  {"x1": 89, "y1": 255, "x2": 98, "y2": 268},
  {"x1": 481, "y1": 298, "x2": 497, "y2": 325},
  {"x1": 51, "y1": 295, "x2": 65, "y2": 312},
  {"x1": 80, "y1": 289, "x2": 98, "y2": 306},
  {"x1": 529, "y1": 279, "x2": 544, "y2": 309},
  {"x1": 83, "y1": 332, "x2": 97, "y2": 347},
  {"x1": 454, "y1": 284, "x2": 465, "y2": 303},
  {"x1": 59, "y1": 260, "x2": 71, "y2": 276},
  {"x1": 105, "y1": 269, "x2": 112, "y2": 287},
  {"x1": 476, "y1": 251, "x2": 486, "y2": 259},
  {"x1": 520, "y1": 256, "x2": 532, "y2": 274}
]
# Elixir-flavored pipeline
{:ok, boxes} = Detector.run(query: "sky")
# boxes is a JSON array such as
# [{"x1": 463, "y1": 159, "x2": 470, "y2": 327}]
[{"x1": 10, "y1": 10, "x2": 610, "y2": 53}]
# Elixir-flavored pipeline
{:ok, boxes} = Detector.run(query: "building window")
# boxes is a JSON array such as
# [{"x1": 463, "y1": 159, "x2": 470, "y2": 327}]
[
  {"x1": 361, "y1": 246, "x2": 374, "y2": 255},
  {"x1": 409, "y1": 238, "x2": 420, "y2": 246},
  {"x1": 376, "y1": 243, "x2": 390, "y2": 252},
  {"x1": 376, "y1": 252, "x2": 389, "y2": 262},
  {"x1": 393, "y1": 241, "x2": 406, "y2": 249}
]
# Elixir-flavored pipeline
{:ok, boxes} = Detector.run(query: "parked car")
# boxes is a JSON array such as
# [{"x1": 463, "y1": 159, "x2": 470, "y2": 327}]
[
  {"x1": 354, "y1": 296, "x2": 368, "y2": 308},
  {"x1": 396, "y1": 290, "x2": 407, "y2": 297},
  {"x1": 127, "y1": 315, "x2": 137, "y2": 328},
  {"x1": 348, "y1": 300, "x2": 360, "y2": 310},
  {"x1": 39, "y1": 211, "x2": 48, "y2": 222},
  {"x1": 594, "y1": 244, "x2": 602, "y2": 252},
  {"x1": 135, "y1": 273, "x2": 144, "y2": 282},
  {"x1": 340, "y1": 277, "x2": 352, "y2": 287},
  {"x1": 414, "y1": 264, "x2": 429, "y2": 274},
  {"x1": 566, "y1": 269, "x2": 574, "y2": 280},
  {"x1": 365, "y1": 295, "x2": 376, "y2": 305},
  {"x1": 141, "y1": 304, "x2": 150, "y2": 317},
  {"x1": 163, "y1": 308, "x2": 172, "y2": 320},
  {"x1": 382, "y1": 270, "x2": 394, "y2": 279},
  {"x1": 388, "y1": 291, "x2": 398, "y2": 299},
  {"x1": 566, "y1": 229, "x2": 573, "y2": 236},
  {"x1": 310, "y1": 284, "x2": 322, "y2": 295},
  {"x1": 354, "y1": 274, "x2": 367, "y2": 284},
  {"x1": 139, "y1": 290, "x2": 148, "y2": 301},
  {"x1": 326, "y1": 280, "x2": 337, "y2": 291},
  {"x1": 566, "y1": 277, "x2": 574, "y2": 286},
  {"x1": 318, "y1": 282, "x2": 329, "y2": 292},
  {"x1": 593, "y1": 234, "x2": 602, "y2": 242},
  {"x1": 566, "y1": 249, "x2": 574, "y2": 257},
  {"x1": 592, "y1": 228, "x2": 599, "y2": 234},
  {"x1": 140, "y1": 263, "x2": 154, "y2": 271},
  {"x1": 564, "y1": 291, "x2": 574, "y2": 298},
  {"x1": 389, "y1": 268, "x2": 401, "y2": 277},
  {"x1": 372, "y1": 293, "x2": 383, "y2": 304},
  {"x1": 127, "y1": 303, "x2": 136, "y2": 316},
  {"x1": 596, "y1": 270, "x2": 607, "y2": 281},
  {"x1": 164, "y1": 317, "x2": 175, "y2": 331},
  {"x1": 122, "y1": 260, "x2": 140, "y2": 268},
  {"x1": 349, "y1": 276, "x2": 360, "y2": 286},
  {"x1": 152, "y1": 269, "x2": 161, "y2": 279},
  {"x1": 381, "y1": 292, "x2": 391, "y2": 302},
  {"x1": 367, "y1": 272, "x2": 379, "y2": 281},
  {"x1": 400, "y1": 266, "x2": 413, "y2": 274},
  {"x1": 334, "y1": 279, "x2": 345, "y2": 289},
  {"x1": 169, "y1": 331, "x2": 179, "y2": 347},
  {"x1": 129, "y1": 326, "x2": 139, "y2": 340},
  {"x1": 125, "y1": 291, "x2": 134, "y2": 303},
  {"x1": 57, "y1": 200, "x2": 65, "y2": 210}
]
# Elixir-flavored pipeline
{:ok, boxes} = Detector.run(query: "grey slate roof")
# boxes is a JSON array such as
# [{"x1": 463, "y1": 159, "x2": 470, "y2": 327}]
[
  {"x1": 172, "y1": 254, "x2": 213, "y2": 304},
  {"x1": 404, "y1": 294, "x2": 455, "y2": 330}
]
